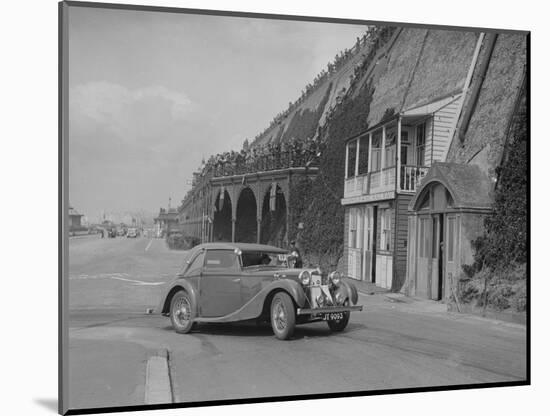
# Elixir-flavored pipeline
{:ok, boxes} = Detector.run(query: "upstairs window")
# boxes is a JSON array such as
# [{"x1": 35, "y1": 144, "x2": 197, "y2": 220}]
[
  {"x1": 416, "y1": 122, "x2": 426, "y2": 166},
  {"x1": 347, "y1": 141, "x2": 357, "y2": 178},
  {"x1": 385, "y1": 126, "x2": 397, "y2": 168},
  {"x1": 358, "y1": 135, "x2": 369, "y2": 174},
  {"x1": 371, "y1": 131, "x2": 382, "y2": 171}
]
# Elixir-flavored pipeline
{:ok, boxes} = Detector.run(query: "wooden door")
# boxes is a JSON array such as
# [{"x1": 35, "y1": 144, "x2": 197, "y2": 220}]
[
  {"x1": 416, "y1": 216, "x2": 430, "y2": 298},
  {"x1": 445, "y1": 215, "x2": 457, "y2": 299},
  {"x1": 430, "y1": 214, "x2": 443, "y2": 300},
  {"x1": 362, "y1": 206, "x2": 373, "y2": 282}
]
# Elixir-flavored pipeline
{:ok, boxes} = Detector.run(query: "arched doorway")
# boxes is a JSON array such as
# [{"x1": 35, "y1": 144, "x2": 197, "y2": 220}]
[
  {"x1": 407, "y1": 163, "x2": 493, "y2": 300},
  {"x1": 260, "y1": 185, "x2": 287, "y2": 247},
  {"x1": 235, "y1": 187, "x2": 257, "y2": 243},
  {"x1": 212, "y1": 189, "x2": 232, "y2": 242}
]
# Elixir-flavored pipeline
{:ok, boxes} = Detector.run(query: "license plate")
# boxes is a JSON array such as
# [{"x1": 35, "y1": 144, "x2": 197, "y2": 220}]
[{"x1": 322, "y1": 312, "x2": 344, "y2": 321}]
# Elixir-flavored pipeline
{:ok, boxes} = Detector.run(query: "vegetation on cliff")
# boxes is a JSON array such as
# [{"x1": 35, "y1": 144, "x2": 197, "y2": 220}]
[
  {"x1": 290, "y1": 81, "x2": 374, "y2": 271},
  {"x1": 459, "y1": 92, "x2": 527, "y2": 312}
]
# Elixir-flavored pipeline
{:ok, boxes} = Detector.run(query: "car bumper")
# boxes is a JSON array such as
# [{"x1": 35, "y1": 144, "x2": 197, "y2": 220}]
[{"x1": 296, "y1": 305, "x2": 363, "y2": 315}]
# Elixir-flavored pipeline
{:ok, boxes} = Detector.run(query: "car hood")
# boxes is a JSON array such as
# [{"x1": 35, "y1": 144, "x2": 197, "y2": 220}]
[{"x1": 244, "y1": 267, "x2": 320, "y2": 282}]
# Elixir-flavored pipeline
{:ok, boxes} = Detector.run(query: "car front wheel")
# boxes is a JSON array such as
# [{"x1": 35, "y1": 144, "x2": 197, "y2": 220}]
[
  {"x1": 270, "y1": 292, "x2": 296, "y2": 340},
  {"x1": 170, "y1": 291, "x2": 195, "y2": 334},
  {"x1": 327, "y1": 301, "x2": 350, "y2": 332}
]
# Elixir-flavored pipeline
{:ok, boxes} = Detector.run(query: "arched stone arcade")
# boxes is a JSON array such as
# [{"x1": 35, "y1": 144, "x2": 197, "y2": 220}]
[
  {"x1": 180, "y1": 167, "x2": 317, "y2": 245},
  {"x1": 260, "y1": 184, "x2": 287, "y2": 246},
  {"x1": 235, "y1": 187, "x2": 258, "y2": 243},
  {"x1": 212, "y1": 189, "x2": 232, "y2": 242}
]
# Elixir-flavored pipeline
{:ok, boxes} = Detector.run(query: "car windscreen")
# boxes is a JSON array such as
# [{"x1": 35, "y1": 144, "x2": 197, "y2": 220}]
[{"x1": 241, "y1": 251, "x2": 289, "y2": 268}]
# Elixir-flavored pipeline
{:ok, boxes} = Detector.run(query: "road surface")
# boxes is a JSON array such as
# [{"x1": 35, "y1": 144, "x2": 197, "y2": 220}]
[{"x1": 67, "y1": 235, "x2": 527, "y2": 410}]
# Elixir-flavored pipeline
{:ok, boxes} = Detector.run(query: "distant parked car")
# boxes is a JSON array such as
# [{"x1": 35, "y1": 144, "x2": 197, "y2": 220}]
[
  {"x1": 157, "y1": 242, "x2": 362, "y2": 340},
  {"x1": 126, "y1": 228, "x2": 138, "y2": 238}
]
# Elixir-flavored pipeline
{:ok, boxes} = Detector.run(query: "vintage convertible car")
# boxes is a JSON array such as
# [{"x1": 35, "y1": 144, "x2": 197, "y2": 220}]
[{"x1": 157, "y1": 242, "x2": 362, "y2": 340}]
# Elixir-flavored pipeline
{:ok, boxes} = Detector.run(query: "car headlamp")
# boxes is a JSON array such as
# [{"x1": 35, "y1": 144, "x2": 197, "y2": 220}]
[
  {"x1": 299, "y1": 270, "x2": 311, "y2": 286},
  {"x1": 329, "y1": 271, "x2": 342, "y2": 286}
]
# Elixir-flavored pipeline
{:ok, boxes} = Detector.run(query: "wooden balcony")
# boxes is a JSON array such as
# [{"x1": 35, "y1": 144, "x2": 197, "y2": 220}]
[{"x1": 343, "y1": 165, "x2": 429, "y2": 200}]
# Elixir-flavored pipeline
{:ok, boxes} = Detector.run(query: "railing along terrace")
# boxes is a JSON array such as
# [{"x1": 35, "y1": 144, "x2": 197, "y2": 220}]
[{"x1": 211, "y1": 150, "x2": 320, "y2": 178}]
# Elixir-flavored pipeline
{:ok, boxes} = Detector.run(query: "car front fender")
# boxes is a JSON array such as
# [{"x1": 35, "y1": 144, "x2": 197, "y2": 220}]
[
  {"x1": 336, "y1": 280, "x2": 359, "y2": 305},
  {"x1": 267, "y1": 279, "x2": 307, "y2": 308},
  {"x1": 156, "y1": 278, "x2": 198, "y2": 316}
]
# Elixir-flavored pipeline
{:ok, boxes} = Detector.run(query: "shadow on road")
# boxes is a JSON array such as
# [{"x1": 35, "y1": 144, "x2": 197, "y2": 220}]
[
  {"x1": 34, "y1": 398, "x2": 57, "y2": 413},
  {"x1": 160, "y1": 321, "x2": 367, "y2": 340}
]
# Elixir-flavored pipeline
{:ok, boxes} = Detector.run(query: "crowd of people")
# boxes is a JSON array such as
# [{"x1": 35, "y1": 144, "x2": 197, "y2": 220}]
[
  {"x1": 182, "y1": 26, "x2": 397, "y2": 204},
  {"x1": 194, "y1": 137, "x2": 325, "y2": 180},
  {"x1": 251, "y1": 26, "x2": 389, "y2": 143}
]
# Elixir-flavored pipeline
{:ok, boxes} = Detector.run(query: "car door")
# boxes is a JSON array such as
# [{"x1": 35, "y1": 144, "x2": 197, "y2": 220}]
[
  {"x1": 179, "y1": 249, "x2": 205, "y2": 293},
  {"x1": 199, "y1": 249, "x2": 243, "y2": 317}
]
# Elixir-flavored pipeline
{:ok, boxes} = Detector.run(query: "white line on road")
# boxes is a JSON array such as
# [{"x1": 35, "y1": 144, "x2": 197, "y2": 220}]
[
  {"x1": 145, "y1": 351, "x2": 173, "y2": 405},
  {"x1": 145, "y1": 239, "x2": 154, "y2": 252},
  {"x1": 109, "y1": 276, "x2": 166, "y2": 286},
  {"x1": 69, "y1": 273, "x2": 166, "y2": 286}
]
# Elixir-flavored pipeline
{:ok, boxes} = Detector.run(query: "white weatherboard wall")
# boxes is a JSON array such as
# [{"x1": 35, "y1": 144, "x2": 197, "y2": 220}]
[
  {"x1": 432, "y1": 98, "x2": 461, "y2": 163},
  {"x1": 375, "y1": 254, "x2": 393, "y2": 289}
]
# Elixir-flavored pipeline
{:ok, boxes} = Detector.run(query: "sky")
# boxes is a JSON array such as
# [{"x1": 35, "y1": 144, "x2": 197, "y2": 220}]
[{"x1": 68, "y1": 6, "x2": 366, "y2": 222}]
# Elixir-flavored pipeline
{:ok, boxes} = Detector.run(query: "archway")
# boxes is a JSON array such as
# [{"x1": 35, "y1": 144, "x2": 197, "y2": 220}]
[
  {"x1": 212, "y1": 190, "x2": 232, "y2": 242},
  {"x1": 235, "y1": 187, "x2": 257, "y2": 243},
  {"x1": 260, "y1": 185, "x2": 287, "y2": 247}
]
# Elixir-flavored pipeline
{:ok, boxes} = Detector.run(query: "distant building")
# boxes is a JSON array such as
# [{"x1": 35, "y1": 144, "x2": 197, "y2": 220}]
[
  {"x1": 68, "y1": 205, "x2": 84, "y2": 230},
  {"x1": 154, "y1": 200, "x2": 179, "y2": 237}
]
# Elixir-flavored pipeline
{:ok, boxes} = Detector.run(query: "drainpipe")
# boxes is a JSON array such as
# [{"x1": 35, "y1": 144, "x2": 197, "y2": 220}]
[{"x1": 458, "y1": 33, "x2": 498, "y2": 143}]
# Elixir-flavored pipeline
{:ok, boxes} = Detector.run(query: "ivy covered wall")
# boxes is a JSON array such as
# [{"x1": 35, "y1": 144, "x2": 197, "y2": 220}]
[{"x1": 290, "y1": 81, "x2": 374, "y2": 271}]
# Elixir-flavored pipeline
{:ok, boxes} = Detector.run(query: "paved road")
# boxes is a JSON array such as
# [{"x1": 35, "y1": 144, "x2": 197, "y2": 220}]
[{"x1": 67, "y1": 236, "x2": 527, "y2": 410}]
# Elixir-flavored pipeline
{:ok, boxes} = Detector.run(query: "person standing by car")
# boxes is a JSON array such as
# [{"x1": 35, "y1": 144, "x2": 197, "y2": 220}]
[{"x1": 289, "y1": 240, "x2": 303, "y2": 268}]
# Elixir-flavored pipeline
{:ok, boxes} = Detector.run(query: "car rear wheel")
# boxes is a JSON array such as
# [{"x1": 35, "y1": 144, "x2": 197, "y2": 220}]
[
  {"x1": 170, "y1": 291, "x2": 195, "y2": 334},
  {"x1": 327, "y1": 300, "x2": 350, "y2": 332},
  {"x1": 270, "y1": 292, "x2": 296, "y2": 340}
]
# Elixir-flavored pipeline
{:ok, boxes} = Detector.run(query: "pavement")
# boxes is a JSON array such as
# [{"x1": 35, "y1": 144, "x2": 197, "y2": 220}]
[{"x1": 67, "y1": 236, "x2": 527, "y2": 411}]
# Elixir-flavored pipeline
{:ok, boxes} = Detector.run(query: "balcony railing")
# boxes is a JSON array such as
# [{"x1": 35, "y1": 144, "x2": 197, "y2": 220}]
[
  {"x1": 343, "y1": 165, "x2": 429, "y2": 199},
  {"x1": 370, "y1": 167, "x2": 395, "y2": 194},
  {"x1": 400, "y1": 165, "x2": 429, "y2": 192},
  {"x1": 343, "y1": 174, "x2": 368, "y2": 197}
]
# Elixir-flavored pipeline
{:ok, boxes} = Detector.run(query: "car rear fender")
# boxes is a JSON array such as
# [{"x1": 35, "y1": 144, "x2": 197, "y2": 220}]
[{"x1": 157, "y1": 279, "x2": 198, "y2": 316}]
